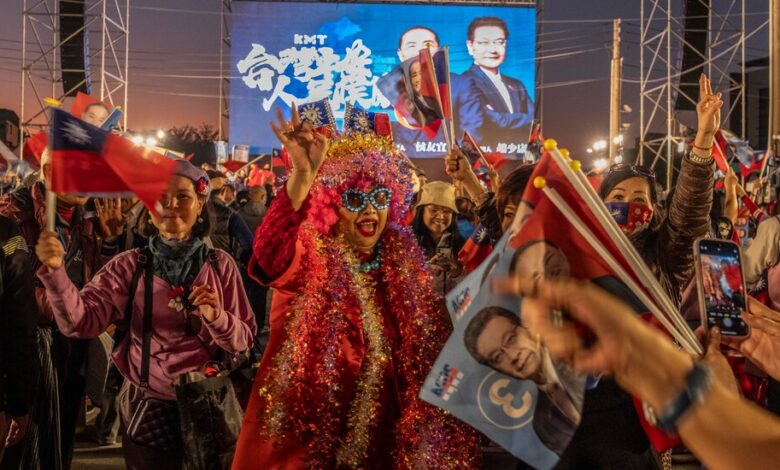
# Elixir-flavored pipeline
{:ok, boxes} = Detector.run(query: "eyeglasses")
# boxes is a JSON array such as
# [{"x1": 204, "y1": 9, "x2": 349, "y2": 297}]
[
  {"x1": 341, "y1": 187, "x2": 393, "y2": 213},
  {"x1": 608, "y1": 163, "x2": 656, "y2": 179},
  {"x1": 474, "y1": 39, "x2": 507, "y2": 48}
]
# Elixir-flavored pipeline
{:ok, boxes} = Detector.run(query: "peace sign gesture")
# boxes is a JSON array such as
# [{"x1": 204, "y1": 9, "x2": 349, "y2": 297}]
[
  {"x1": 694, "y1": 74, "x2": 723, "y2": 149},
  {"x1": 270, "y1": 104, "x2": 329, "y2": 210}
]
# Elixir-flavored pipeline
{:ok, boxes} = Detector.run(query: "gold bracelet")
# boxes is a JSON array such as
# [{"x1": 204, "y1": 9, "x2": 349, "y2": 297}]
[{"x1": 687, "y1": 149, "x2": 713, "y2": 165}]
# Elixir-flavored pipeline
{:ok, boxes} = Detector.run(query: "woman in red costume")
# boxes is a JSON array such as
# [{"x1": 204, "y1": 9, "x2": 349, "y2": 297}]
[{"x1": 232, "y1": 109, "x2": 479, "y2": 469}]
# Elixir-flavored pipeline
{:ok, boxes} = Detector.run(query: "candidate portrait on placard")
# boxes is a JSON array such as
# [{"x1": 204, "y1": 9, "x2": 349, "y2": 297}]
[
  {"x1": 463, "y1": 305, "x2": 583, "y2": 456},
  {"x1": 453, "y1": 17, "x2": 535, "y2": 155}
]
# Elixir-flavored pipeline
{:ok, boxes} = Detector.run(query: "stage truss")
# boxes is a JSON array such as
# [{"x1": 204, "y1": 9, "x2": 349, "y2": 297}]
[
  {"x1": 639, "y1": 0, "x2": 767, "y2": 189},
  {"x1": 20, "y1": 0, "x2": 130, "y2": 143}
]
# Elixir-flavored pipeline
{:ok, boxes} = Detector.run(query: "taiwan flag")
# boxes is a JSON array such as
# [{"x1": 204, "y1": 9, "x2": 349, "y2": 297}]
[
  {"x1": 419, "y1": 48, "x2": 451, "y2": 119},
  {"x1": 49, "y1": 107, "x2": 176, "y2": 212},
  {"x1": 271, "y1": 148, "x2": 290, "y2": 170}
]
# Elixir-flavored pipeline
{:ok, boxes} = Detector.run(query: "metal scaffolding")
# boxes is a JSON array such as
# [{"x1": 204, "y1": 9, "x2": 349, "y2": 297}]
[
  {"x1": 218, "y1": 0, "x2": 231, "y2": 141},
  {"x1": 20, "y1": 0, "x2": 130, "y2": 144},
  {"x1": 638, "y1": 0, "x2": 764, "y2": 189}
]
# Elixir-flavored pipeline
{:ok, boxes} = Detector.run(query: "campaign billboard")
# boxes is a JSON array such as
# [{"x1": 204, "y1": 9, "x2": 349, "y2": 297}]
[{"x1": 230, "y1": 1, "x2": 536, "y2": 158}]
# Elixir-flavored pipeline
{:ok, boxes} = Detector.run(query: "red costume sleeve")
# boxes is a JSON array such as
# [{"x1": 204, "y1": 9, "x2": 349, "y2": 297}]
[{"x1": 248, "y1": 188, "x2": 304, "y2": 285}]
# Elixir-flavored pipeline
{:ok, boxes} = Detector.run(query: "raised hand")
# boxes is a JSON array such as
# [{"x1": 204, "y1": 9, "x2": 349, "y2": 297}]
[
  {"x1": 36, "y1": 231, "x2": 66, "y2": 271},
  {"x1": 270, "y1": 104, "x2": 329, "y2": 210},
  {"x1": 487, "y1": 164, "x2": 501, "y2": 193},
  {"x1": 95, "y1": 198, "x2": 125, "y2": 242},
  {"x1": 724, "y1": 168, "x2": 738, "y2": 191},
  {"x1": 694, "y1": 74, "x2": 723, "y2": 149},
  {"x1": 445, "y1": 146, "x2": 485, "y2": 199},
  {"x1": 189, "y1": 284, "x2": 221, "y2": 323},
  {"x1": 270, "y1": 105, "x2": 328, "y2": 176}
]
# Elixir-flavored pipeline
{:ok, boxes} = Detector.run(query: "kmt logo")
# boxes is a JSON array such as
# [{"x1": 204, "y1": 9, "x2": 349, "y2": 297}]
[
  {"x1": 431, "y1": 364, "x2": 464, "y2": 401},
  {"x1": 450, "y1": 288, "x2": 472, "y2": 322}
]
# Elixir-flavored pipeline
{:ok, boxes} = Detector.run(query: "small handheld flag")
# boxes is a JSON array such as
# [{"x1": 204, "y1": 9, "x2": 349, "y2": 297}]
[
  {"x1": 297, "y1": 98, "x2": 336, "y2": 135},
  {"x1": 49, "y1": 107, "x2": 177, "y2": 214}
]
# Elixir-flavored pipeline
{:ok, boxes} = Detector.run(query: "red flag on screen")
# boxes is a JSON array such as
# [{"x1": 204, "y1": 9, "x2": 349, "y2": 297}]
[
  {"x1": 222, "y1": 160, "x2": 246, "y2": 173},
  {"x1": 49, "y1": 108, "x2": 176, "y2": 212},
  {"x1": 272, "y1": 148, "x2": 291, "y2": 170}
]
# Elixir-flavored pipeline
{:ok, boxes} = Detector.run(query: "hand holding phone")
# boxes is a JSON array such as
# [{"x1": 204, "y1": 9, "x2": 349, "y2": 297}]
[{"x1": 694, "y1": 239, "x2": 750, "y2": 338}]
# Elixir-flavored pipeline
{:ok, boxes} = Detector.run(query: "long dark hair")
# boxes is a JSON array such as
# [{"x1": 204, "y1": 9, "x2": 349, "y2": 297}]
[
  {"x1": 411, "y1": 204, "x2": 466, "y2": 258},
  {"x1": 598, "y1": 166, "x2": 661, "y2": 249}
]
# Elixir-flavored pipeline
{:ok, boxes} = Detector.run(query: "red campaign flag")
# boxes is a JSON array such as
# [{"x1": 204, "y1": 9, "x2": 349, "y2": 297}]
[
  {"x1": 418, "y1": 48, "x2": 451, "y2": 119},
  {"x1": 70, "y1": 92, "x2": 111, "y2": 121},
  {"x1": 23, "y1": 131, "x2": 48, "y2": 168},
  {"x1": 373, "y1": 112, "x2": 392, "y2": 138},
  {"x1": 483, "y1": 151, "x2": 509, "y2": 171},
  {"x1": 49, "y1": 108, "x2": 176, "y2": 213},
  {"x1": 511, "y1": 151, "x2": 684, "y2": 452},
  {"x1": 272, "y1": 148, "x2": 291, "y2": 170},
  {"x1": 221, "y1": 160, "x2": 247, "y2": 173}
]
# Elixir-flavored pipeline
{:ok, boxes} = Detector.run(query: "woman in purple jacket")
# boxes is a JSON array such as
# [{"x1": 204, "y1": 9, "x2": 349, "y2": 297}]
[{"x1": 34, "y1": 160, "x2": 256, "y2": 470}]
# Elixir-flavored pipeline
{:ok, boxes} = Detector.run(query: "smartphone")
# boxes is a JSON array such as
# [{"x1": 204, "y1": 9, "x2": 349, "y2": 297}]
[
  {"x1": 436, "y1": 232, "x2": 452, "y2": 258},
  {"x1": 694, "y1": 239, "x2": 750, "y2": 338}
]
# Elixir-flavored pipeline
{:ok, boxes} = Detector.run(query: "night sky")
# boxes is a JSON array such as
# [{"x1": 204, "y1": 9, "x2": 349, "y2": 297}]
[{"x1": 0, "y1": 0, "x2": 770, "y2": 159}]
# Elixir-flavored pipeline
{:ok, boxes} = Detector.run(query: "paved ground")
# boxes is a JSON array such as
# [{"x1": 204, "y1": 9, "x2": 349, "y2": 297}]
[{"x1": 72, "y1": 441, "x2": 124, "y2": 470}]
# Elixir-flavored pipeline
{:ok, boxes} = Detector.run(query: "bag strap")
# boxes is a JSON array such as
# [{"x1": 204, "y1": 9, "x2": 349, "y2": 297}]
[
  {"x1": 207, "y1": 249, "x2": 220, "y2": 275},
  {"x1": 139, "y1": 249, "x2": 155, "y2": 390},
  {"x1": 123, "y1": 250, "x2": 149, "y2": 322},
  {"x1": 113, "y1": 249, "x2": 150, "y2": 351}
]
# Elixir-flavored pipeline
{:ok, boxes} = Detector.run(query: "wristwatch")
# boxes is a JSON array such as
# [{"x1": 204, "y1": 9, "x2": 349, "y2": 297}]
[{"x1": 645, "y1": 363, "x2": 714, "y2": 434}]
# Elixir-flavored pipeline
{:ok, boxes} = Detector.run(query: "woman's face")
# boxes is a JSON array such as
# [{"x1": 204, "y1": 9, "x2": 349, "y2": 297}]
[
  {"x1": 501, "y1": 199, "x2": 534, "y2": 235},
  {"x1": 336, "y1": 186, "x2": 390, "y2": 254},
  {"x1": 604, "y1": 176, "x2": 652, "y2": 206},
  {"x1": 423, "y1": 204, "x2": 454, "y2": 239},
  {"x1": 151, "y1": 176, "x2": 204, "y2": 239},
  {"x1": 410, "y1": 62, "x2": 423, "y2": 94}
]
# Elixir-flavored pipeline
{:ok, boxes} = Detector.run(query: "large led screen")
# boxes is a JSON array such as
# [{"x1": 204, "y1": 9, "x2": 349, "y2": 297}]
[{"x1": 230, "y1": 1, "x2": 536, "y2": 158}]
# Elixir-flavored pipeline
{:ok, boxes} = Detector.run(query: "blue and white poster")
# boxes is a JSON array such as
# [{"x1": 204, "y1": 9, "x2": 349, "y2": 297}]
[
  {"x1": 422, "y1": 234, "x2": 586, "y2": 469},
  {"x1": 230, "y1": 1, "x2": 536, "y2": 157}
]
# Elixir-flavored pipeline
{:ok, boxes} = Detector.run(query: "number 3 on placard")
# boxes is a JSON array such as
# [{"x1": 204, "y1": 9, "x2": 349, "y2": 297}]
[{"x1": 489, "y1": 379, "x2": 533, "y2": 419}]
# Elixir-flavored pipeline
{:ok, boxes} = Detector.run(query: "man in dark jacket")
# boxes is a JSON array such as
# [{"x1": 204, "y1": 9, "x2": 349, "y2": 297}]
[
  {"x1": 452, "y1": 17, "x2": 534, "y2": 155},
  {"x1": 208, "y1": 172, "x2": 264, "y2": 347},
  {"x1": 0, "y1": 215, "x2": 38, "y2": 464}
]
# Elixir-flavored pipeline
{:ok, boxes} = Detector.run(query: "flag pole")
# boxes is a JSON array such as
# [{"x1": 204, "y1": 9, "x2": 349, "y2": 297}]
[
  {"x1": 46, "y1": 181, "x2": 56, "y2": 232},
  {"x1": 423, "y1": 45, "x2": 452, "y2": 150},
  {"x1": 230, "y1": 154, "x2": 266, "y2": 176},
  {"x1": 541, "y1": 185, "x2": 697, "y2": 353},
  {"x1": 547, "y1": 147, "x2": 702, "y2": 353},
  {"x1": 444, "y1": 46, "x2": 456, "y2": 147}
]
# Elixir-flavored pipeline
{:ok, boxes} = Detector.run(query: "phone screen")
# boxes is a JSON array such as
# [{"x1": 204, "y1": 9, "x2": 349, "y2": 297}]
[{"x1": 698, "y1": 240, "x2": 749, "y2": 336}]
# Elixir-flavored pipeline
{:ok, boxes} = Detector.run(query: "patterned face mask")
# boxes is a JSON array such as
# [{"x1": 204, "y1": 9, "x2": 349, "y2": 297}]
[{"x1": 606, "y1": 201, "x2": 653, "y2": 235}]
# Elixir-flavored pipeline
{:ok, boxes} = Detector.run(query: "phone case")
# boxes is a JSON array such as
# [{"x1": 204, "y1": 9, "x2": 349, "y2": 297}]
[{"x1": 693, "y1": 238, "x2": 750, "y2": 338}]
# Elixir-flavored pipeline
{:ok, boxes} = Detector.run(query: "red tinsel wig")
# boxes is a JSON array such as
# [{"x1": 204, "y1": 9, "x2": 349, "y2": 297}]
[{"x1": 303, "y1": 133, "x2": 415, "y2": 235}]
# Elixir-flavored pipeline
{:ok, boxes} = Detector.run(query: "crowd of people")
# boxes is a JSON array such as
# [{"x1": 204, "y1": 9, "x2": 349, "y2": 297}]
[{"x1": 0, "y1": 72, "x2": 779, "y2": 470}]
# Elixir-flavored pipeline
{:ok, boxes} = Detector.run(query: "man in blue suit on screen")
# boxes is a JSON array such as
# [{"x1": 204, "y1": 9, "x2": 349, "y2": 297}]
[{"x1": 454, "y1": 17, "x2": 534, "y2": 151}]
